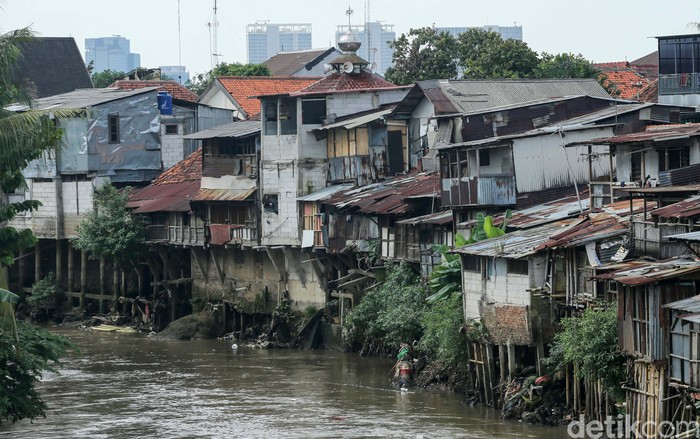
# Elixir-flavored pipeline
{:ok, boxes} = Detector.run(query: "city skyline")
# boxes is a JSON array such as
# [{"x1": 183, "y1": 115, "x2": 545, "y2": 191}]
[{"x1": 3, "y1": 0, "x2": 698, "y2": 80}]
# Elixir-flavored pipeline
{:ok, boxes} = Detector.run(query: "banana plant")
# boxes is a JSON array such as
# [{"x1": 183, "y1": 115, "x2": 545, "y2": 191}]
[{"x1": 427, "y1": 210, "x2": 511, "y2": 304}]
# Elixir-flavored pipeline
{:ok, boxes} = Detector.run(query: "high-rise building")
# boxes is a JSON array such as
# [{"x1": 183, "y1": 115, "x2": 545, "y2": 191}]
[
  {"x1": 160, "y1": 66, "x2": 190, "y2": 85},
  {"x1": 246, "y1": 23, "x2": 313, "y2": 64},
  {"x1": 435, "y1": 25, "x2": 523, "y2": 41},
  {"x1": 335, "y1": 22, "x2": 395, "y2": 76},
  {"x1": 85, "y1": 36, "x2": 141, "y2": 74}
]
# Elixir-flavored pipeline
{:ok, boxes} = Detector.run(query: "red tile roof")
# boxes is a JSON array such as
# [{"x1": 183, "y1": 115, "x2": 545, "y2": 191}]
[
  {"x1": 216, "y1": 76, "x2": 320, "y2": 118},
  {"x1": 597, "y1": 70, "x2": 653, "y2": 100},
  {"x1": 637, "y1": 79, "x2": 658, "y2": 103},
  {"x1": 109, "y1": 80, "x2": 199, "y2": 103},
  {"x1": 295, "y1": 70, "x2": 398, "y2": 95},
  {"x1": 152, "y1": 148, "x2": 202, "y2": 185}
]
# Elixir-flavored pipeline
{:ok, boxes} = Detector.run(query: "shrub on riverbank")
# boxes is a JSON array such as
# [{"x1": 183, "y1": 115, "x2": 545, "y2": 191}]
[{"x1": 343, "y1": 263, "x2": 429, "y2": 355}]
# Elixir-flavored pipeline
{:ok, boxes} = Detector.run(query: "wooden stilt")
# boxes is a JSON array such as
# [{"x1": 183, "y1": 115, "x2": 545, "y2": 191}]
[
  {"x1": 80, "y1": 250, "x2": 87, "y2": 311},
  {"x1": 507, "y1": 343, "x2": 516, "y2": 379},
  {"x1": 17, "y1": 248, "x2": 26, "y2": 291},
  {"x1": 485, "y1": 343, "x2": 498, "y2": 406},
  {"x1": 498, "y1": 344, "x2": 507, "y2": 383},
  {"x1": 55, "y1": 239, "x2": 63, "y2": 290},
  {"x1": 99, "y1": 256, "x2": 106, "y2": 314},
  {"x1": 67, "y1": 244, "x2": 74, "y2": 294},
  {"x1": 112, "y1": 265, "x2": 119, "y2": 312}
]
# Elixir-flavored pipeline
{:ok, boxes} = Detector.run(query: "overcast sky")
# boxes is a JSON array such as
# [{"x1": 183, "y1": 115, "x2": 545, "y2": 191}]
[{"x1": 3, "y1": 0, "x2": 699, "y2": 79}]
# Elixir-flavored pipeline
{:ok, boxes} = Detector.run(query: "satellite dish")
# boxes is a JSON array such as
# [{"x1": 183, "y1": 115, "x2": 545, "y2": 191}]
[
  {"x1": 370, "y1": 62, "x2": 377, "y2": 73},
  {"x1": 323, "y1": 63, "x2": 334, "y2": 74},
  {"x1": 343, "y1": 61, "x2": 354, "y2": 73}
]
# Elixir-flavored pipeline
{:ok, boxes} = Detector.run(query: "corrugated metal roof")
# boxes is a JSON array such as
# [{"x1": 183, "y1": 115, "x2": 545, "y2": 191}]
[
  {"x1": 128, "y1": 180, "x2": 200, "y2": 213},
  {"x1": 575, "y1": 124, "x2": 700, "y2": 145},
  {"x1": 452, "y1": 218, "x2": 578, "y2": 259},
  {"x1": 11, "y1": 86, "x2": 159, "y2": 111},
  {"x1": 668, "y1": 231, "x2": 700, "y2": 242},
  {"x1": 192, "y1": 187, "x2": 256, "y2": 202},
  {"x1": 182, "y1": 120, "x2": 260, "y2": 140},
  {"x1": 325, "y1": 173, "x2": 440, "y2": 215},
  {"x1": 651, "y1": 196, "x2": 700, "y2": 219},
  {"x1": 619, "y1": 185, "x2": 700, "y2": 195},
  {"x1": 595, "y1": 257, "x2": 700, "y2": 286},
  {"x1": 537, "y1": 212, "x2": 628, "y2": 250},
  {"x1": 297, "y1": 184, "x2": 354, "y2": 202},
  {"x1": 263, "y1": 48, "x2": 339, "y2": 76},
  {"x1": 429, "y1": 78, "x2": 611, "y2": 115},
  {"x1": 314, "y1": 107, "x2": 393, "y2": 131},
  {"x1": 663, "y1": 295, "x2": 700, "y2": 312},
  {"x1": 396, "y1": 210, "x2": 453, "y2": 226}
]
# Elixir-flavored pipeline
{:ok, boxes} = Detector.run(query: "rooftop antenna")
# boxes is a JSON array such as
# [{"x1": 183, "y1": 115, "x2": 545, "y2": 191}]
[
  {"x1": 346, "y1": 5, "x2": 353, "y2": 28},
  {"x1": 365, "y1": 0, "x2": 372, "y2": 63},
  {"x1": 207, "y1": 0, "x2": 221, "y2": 68},
  {"x1": 177, "y1": 0, "x2": 183, "y2": 84}
]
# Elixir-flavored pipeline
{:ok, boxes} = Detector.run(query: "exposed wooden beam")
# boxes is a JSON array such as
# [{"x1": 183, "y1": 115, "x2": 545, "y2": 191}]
[
  {"x1": 191, "y1": 247, "x2": 208, "y2": 282},
  {"x1": 151, "y1": 278, "x2": 193, "y2": 287},
  {"x1": 209, "y1": 247, "x2": 225, "y2": 286}
]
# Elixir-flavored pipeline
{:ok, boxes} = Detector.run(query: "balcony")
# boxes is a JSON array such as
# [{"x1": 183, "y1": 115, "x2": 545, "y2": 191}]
[
  {"x1": 659, "y1": 73, "x2": 700, "y2": 95},
  {"x1": 146, "y1": 225, "x2": 204, "y2": 245},
  {"x1": 441, "y1": 175, "x2": 516, "y2": 207},
  {"x1": 228, "y1": 223, "x2": 259, "y2": 246}
]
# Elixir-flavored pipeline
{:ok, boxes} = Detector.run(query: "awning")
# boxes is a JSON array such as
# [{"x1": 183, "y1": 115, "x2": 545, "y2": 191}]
[{"x1": 312, "y1": 108, "x2": 393, "y2": 132}]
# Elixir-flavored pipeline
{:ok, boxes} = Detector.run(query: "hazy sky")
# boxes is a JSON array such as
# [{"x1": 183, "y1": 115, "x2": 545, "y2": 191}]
[{"x1": 3, "y1": 0, "x2": 699, "y2": 79}]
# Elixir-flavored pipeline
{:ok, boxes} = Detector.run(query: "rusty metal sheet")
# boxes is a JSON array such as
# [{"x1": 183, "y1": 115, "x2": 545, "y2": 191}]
[
  {"x1": 651, "y1": 196, "x2": 700, "y2": 219},
  {"x1": 596, "y1": 257, "x2": 700, "y2": 286},
  {"x1": 192, "y1": 187, "x2": 256, "y2": 202},
  {"x1": 129, "y1": 180, "x2": 200, "y2": 213}
]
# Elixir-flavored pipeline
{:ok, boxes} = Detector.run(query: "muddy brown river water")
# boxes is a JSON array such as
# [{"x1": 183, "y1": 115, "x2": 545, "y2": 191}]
[{"x1": 0, "y1": 328, "x2": 565, "y2": 438}]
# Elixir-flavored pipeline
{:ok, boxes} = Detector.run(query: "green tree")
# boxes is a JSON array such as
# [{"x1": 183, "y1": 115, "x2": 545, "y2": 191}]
[
  {"x1": 343, "y1": 263, "x2": 429, "y2": 353},
  {"x1": 187, "y1": 62, "x2": 270, "y2": 95},
  {"x1": 535, "y1": 52, "x2": 599, "y2": 79},
  {"x1": 72, "y1": 184, "x2": 146, "y2": 269},
  {"x1": 457, "y1": 29, "x2": 539, "y2": 79},
  {"x1": 0, "y1": 27, "x2": 75, "y2": 425},
  {"x1": 91, "y1": 69, "x2": 126, "y2": 88},
  {"x1": 419, "y1": 293, "x2": 469, "y2": 369},
  {"x1": 384, "y1": 27, "x2": 459, "y2": 85},
  {"x1": 543, "y1": 306, "x2": 625, "y2": 400}
]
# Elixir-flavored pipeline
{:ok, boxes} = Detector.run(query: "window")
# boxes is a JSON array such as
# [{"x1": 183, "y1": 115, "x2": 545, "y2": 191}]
[
  {"x1": 280, "y1": 98, "x2": 297, "y2": 135},
  {"x1": 165, "y1": 124, "x2": 178, "y2": 135},
  {"x1": 463, "y1": 256, "x2": 480, "y2": 272},
  {"x1": 234, "y1": 250, "x2": 245, "y2": 265},
  {"x1": 263, "y1": 194, "x2": 279, "y2": 214},
  {"x1": 659, "y1": 146, "x2": 690, "y2": 171},
  {"x1": 108, "y1": 113, "x2": 120, "y2": 144},
  {"x1": 508, "y1": 259, "x2": 528, "y2": 275},
  {"x1": 302, "y1": 98, "x2": 327, "y2": 125},
  {"x1": 479, "y1": 149, "x2": 490, "y2": 167},
  {"x1": 264, "y1": 101, "x2": 278, "y2": 135}
]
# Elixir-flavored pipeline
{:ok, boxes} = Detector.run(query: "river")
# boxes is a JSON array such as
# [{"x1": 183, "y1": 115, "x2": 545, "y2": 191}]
[{"x1": 1, "y1": 328, "x2": 564, "y2": 438}]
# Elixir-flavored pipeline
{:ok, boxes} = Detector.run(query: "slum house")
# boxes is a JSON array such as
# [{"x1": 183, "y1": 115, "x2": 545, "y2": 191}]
[
  {"x1": 571, "y1": 122, "x2": 700, "y2": 206},
  {"x1": 390, "y1": 78, "x2": 615, "y2": 172},
  {"x1": 6, "y1": 87, "x2": 181, "y2": 309},
  {"x1": 10, "y1": 37, "x2": 93, "y2": 98},
  {"x1": 184, "y1": 121, "x2": 293, "y2": 318},
  {"x1": 317, "y1": 172, "x2": 442, "y2": 322},
  {"x1": 254, "y1": 31, "x2": 410, "y2": 311},
  {"x1": 126, "y1": 148, "x2": 203, "y2": 325},
  {"x1": 198, "y1": 76, "x2": 321, "y2": 121},
  {"x1": 440, "y1": 100, "x2": 694, "y2": 227},
  {"x1": 263, "y1": 48, "x2": 342, "y2": 77},
  {"x1": 660, "y1": 294, "x2": 700, "y2": 433},
  {"x1": 594, "y1": 258, "x2": 700, "y2": 436},
  {"x1": 452, "y1": 199, "x2": 640, "y2": 407},
  {"x1": 110, "y1": 79, "x2": 232, "y2": 169}
]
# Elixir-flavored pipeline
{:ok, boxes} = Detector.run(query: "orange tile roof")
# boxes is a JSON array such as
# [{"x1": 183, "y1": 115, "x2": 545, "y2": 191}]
[
  {"x1": 152, "y1": 148, "x2": 202, "y2": 185},
  {"x1": 109, "y1": 80, "x2": 199, "y2": 103},
  {"x1": 216, "y1": 76, "x2": 321, "y2": 118},
  {"x1": 295, "y1": 70, "x2": 398, "y2": 95},
  {"x1": 597, "y1": 70, "x2": 653, "y2": 100},
  {"x1": 637, "y1": 79, "x2": 658, "y2": 103}
]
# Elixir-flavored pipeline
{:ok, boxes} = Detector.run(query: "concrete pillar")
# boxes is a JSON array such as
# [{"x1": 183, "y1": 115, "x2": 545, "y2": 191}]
[{"x1": 507, "y1": 343, "x2": 517, "y2": 379}]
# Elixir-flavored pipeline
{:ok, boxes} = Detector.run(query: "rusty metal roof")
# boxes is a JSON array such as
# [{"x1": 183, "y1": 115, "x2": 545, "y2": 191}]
[
  {"x1": 325, "y1": 173, "x2": 440, "y2": 215},
  {"x1": 663, "y1": 295, "x2": 700, "y2": 313},
  {"x1": 128, "y1": 180, "x2": 200, "y2": 213},
  {"x1": 594, "y1": 257, "x2": 700, "y2": 286},
  {"x1": 572, "y1": 123, "x2": 700, "y2": 145},
  {"x1": 537, "y1": 212, "x2": 629, "y2": 250},
  {"x1": 619, "y1": 185, "x2": 700, "y2": 195},
  {"x1": 191, "y1": 184, "x2": 256, "y2": 202},
  {"x1": 396, "y1": 210, "x2": 453, "y2": 226},
  {"x1": 297, "y1": 184, "x2": 354, "y2": 202},
  {"x1": 452, "y1": 218, "x2": 578, "y2": 259},
  {"x1": 651, "y1": 196, "x2": 700, "y2": 219}
]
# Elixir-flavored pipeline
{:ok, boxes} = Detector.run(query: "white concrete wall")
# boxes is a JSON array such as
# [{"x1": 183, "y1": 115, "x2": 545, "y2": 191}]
[
  {"x1": 160, "y1": 122, "x2": 185, "y2": 170},
  {"x1": 462, "y1": 257, "x2": 531, "y2": 320}
]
